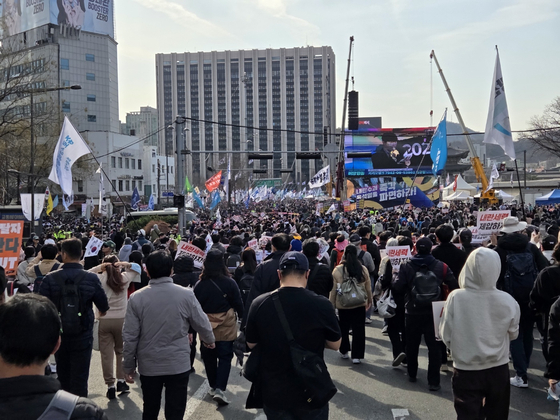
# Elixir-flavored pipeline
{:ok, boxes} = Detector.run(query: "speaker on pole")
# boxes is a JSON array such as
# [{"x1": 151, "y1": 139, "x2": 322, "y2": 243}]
[{"x1": 348, "y1": 90, "x2": 359, "y2": 130}]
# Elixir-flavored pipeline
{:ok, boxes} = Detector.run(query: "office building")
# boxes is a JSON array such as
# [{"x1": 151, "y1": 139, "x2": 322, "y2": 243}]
[
  {"x1": 122, "y1": 106, "x2": 159, "y2": 146},
  {"x1": 155, "y1": 46, "x2": 336, "y2": 187}
]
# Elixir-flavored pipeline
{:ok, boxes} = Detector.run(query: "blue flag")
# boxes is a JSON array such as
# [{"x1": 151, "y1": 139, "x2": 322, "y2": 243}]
[
  {"x1": 131, "y1": 187, "x2": 141, "y2": 210},
  {"x1": 209, "y1": 190, "x2": 221, "y2": 211},
  {"x1": 148, "y1": 194, "x2": 155, "y2": 210},
  {"x1": 52, "y1": 195, "x2": 59, "y2": 209},
  {"x1": 192, "y1": 190, "x2": 204, "y2": 208},
  {"x1": 430, "y1": 109, "x2": 448, "y2": 176}
]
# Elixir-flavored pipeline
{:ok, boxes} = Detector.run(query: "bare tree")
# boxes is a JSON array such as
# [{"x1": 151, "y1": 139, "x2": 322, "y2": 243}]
[{"x1": 525, "y1": 97, "x2": 560, "y2": 159}]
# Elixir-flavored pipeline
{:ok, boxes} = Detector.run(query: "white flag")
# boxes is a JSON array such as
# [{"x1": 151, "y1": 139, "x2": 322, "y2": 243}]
[
  {"x1": 326, "y1": 204, "x2": 336, "y2": 214},
  {"x1": 84, "y1": 236, "x2": 104, "y2": 258},
  {"x1": 48, "y1": 117, "x2": 92, "y2": 196},
  {"x1": 309, "y1": 166, "x2": 330, "y2": 189},
  {"x1": 483, "y1": 49, "x2": 515, "y2": 160},
  {"x1": 97, "y1": 166, "x2": 108, "y2": 216},
  {"x1": 484, "y1": 162, "x2": 500, "y2": 193},
  {"x1": 20, "y1": 193, "x2": 44, "y2": 221}
]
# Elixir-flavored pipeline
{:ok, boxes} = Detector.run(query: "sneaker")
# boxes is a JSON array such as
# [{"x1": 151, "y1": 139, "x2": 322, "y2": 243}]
[
  {"x1": 340, "y1": 352, "x2": 349, "y2": 359},
  {"x1": 401, "y1": 361, "x2": 407, "y2": 367},
  {"x1": 365, "y1": 318, "x2": 373, "y2": 324},
  {"x1": 213, "y1": 389, "x2": 230, "y2": 405},
  {"x1": 352, "y1": 359, "x2": 361, "y2": 364},
  {"x1": 381, "y1": 325, "x2": 388, "y2": 335},
  {"x1": 116, "y1": 381, "x2": 130, "y2": 394},
  {"x1": 429, "y1": 384, "x2": 441, "y2": 391},
  {"x1": 106, "y1": 387, "x2": 116, "y2": 400},
  {"x1": 510, "y1": 375, "x2": 528, "y2": 388},
  {"x1": 440, "y1": 364, "x2": 449, "y2": 372},
  {"x1": 392, "y1": 352, "x2": 407, "y2": 367},
  {"x1": 208, "y1": 388, "x2": 216, "y2": 397}
]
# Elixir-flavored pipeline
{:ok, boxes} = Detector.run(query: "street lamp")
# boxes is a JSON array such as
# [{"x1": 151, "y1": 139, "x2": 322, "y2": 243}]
[{"x1": 21, "y1": 84, "x2": 81, "y2": 235}]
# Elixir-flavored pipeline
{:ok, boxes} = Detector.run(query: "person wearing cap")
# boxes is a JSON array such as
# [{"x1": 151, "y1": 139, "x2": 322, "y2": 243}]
[
  {"x1": 371, "y1": 132, "x2": 406, "y2": 170},
  {"x1": 100, "y1": 241, "x2": 116, "y2": 259},
  {"x1": 245, "y1": 251, "x2": 341, "y2": 417},
  {"x1": 123, "y1": 251, "x2": 215, "y2": 419},
  {"x1": 392, "y1": 237, "x2": 458, "y2": 391},
  {"x1": 329, "y1": 235, "x2": 348, "y2": 272},
  {"x1": 131, "y1": 229, "x2": 153, "y2": 253},
  {"x1": 31, "y1": 235, "x2": 43, "y2": 257},
  {"x1": 493, "y1": 216, "x2": 549, "y2": 388},
  {"x1": 193, "y1": 250, "x2": 243, "y2": 405}
]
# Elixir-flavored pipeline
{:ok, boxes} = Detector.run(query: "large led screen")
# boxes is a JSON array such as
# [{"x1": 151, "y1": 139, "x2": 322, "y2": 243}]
[{"x1": 345, "y1": 127, "x2": 435, "y2": 177}]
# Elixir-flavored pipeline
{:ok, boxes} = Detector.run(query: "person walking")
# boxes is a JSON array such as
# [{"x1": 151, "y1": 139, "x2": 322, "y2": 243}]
[
  {"x1": 193, "y1": 250, "x2": 244, "y2": 405},
  {"x1": 123, "y1": 251, "x2": 215, "y2": 420},
  {"x1": 90, "y1": 255, "x2": 141, "y2": 399},
  {"x1": 233, "y1": 247, "x2": 257, "y2": 305},
  {"x1": 330, "y1": 244, "x2": 372, "y2": 364},
  {"x1": 441, "y1": 247, "x2": 520, "y2": 419}
]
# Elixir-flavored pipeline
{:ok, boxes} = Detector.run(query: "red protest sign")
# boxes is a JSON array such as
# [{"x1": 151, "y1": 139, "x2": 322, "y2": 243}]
[
  {"x1": 205, "y1": 171, "x2": 222, "y2": 193},
  {"x1": 175, "y1": 241, "x2": 206, "y2": 269},
  {"x1": 0, "y1": 221, "x2": 24, "y2": 276}
]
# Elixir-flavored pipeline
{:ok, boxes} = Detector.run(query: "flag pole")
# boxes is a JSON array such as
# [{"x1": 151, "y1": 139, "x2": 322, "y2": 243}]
[{"x1": 514, "y1": 159, "x2": 526, "y2": 219}]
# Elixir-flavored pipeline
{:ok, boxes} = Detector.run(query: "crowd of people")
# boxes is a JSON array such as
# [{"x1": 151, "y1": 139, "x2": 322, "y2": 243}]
[{"x1": 1, "y1": 198, "x2": 560, "y2": 419}]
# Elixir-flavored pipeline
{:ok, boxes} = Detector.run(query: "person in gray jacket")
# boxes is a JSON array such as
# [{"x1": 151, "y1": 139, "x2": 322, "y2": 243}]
[{"x1": 123, "y1": 251, "x2": 215, "y2": 420}]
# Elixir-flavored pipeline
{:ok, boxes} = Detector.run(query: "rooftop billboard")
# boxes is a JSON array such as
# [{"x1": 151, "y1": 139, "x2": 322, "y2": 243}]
[
  {"x1": 0, "y1": 0, "x2": 114, "y2": 39},
  {"x1": 344, "y1": 127, "x2": 435, "y2": 177}
]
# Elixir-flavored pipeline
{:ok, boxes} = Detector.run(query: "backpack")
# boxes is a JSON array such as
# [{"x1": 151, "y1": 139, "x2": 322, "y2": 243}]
[
  {"x1": 411, "y1": 262, "x2": 441, "y2": 308},
  {"x1": 337, "y1": 268, "x2": 367, "y2": 308},
  {"x1": 357, "y1": 250, "x2": 366, "y2": 265},
  {"x1": 239, "y1": 272, "x2": 254, "y2": 305},
  {"x1": 52, "y1": 271, "x2": 88, "y2": 336},
  {"x1": 360, "y1": 243, "x2": 368, "y2": 253},
  {"x1": 33, "y1": 263, "x2": 60, "y2": 293},
  {"x1": 226, "y1": 254, "x2": 242, "y2": 268},
  {"x1": 504, "y1": 244, "x2": 538, "y2": 305},
  {"x1": 37, "y1": 389, "x2": 79, "y2": 420}
]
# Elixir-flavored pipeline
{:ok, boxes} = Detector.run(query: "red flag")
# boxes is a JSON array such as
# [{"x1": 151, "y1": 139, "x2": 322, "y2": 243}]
[
  {"x1": 452, "y1": 175, "x2": 458, "y2": 192},
  {"x1": 205, "y1": 171, "x2": 222, "y2": 193}
]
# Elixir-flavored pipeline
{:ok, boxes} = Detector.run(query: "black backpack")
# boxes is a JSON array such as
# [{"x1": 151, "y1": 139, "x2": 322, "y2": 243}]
[
  {"x1": 411, "y1": 262, "x2": 441, "y2": 308},
  {"x1": 239, "y1": 272, "x2": 254, "y2": 305},
  {"x1": 504, "y1": 244, "x2": 538, "y2": 306},
  {"x1": 226, "y1": 254, "x2": 242, "y2": 269},
  {"x1": 33, "y1": 263, "x2": 60, "y2": 293},
  {"x1": 52, "y1": 271, "x2": 88, "y2": 336},
  {"x1": 357, "y1": 250, "x2": 366, "y2": 265}
]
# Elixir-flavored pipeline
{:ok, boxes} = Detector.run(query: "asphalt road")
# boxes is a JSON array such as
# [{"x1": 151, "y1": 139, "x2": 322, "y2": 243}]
[{"x1": 85, "y1": 315, "x2": 558, "y2": 419}]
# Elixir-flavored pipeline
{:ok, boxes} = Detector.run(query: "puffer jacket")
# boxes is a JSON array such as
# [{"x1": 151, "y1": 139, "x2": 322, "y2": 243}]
[
  {"x1": 0, "y1": 375, "x2": 107, "y2": 420},
  {"x1": 39, "y1": 263, "x2": 109, "y2": 335}
]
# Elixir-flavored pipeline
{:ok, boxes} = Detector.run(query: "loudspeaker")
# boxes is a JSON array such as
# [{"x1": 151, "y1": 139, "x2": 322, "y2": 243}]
[{"x1": 348, "y1": 90, "x2": 359, "y2": 130}]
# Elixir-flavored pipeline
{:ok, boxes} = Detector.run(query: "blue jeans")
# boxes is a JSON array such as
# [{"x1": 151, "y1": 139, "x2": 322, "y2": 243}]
[
  {"x1": 55, "y1": 333, "x2": 93, "y2": 397},
  {"x1": 263, "y1": 404, "x2": 329, "y2": 420},
  {"x1": 200, "y1": 341, "x2": 234, "y2": 391},
  {"x1": 510, "y1": 312, "x2": 534, "y2": 378}
]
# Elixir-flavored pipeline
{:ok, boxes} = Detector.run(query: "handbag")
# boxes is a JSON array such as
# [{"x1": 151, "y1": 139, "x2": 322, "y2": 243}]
[
  {"x1": 272, "y1": 292, "x2": 337, "y2": 409},
  {"x1": 242, "y1": 344, "x2": 262, "y2": 383},
  {"x1": 377, "y1": 289, "x2": 397, "y2": 319},
  {"x1": 337, "y1": 269, "x2": 367, "y2": 308}
]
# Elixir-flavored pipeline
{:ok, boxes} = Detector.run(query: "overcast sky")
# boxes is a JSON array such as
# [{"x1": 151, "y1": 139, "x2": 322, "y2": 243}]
[{"x1": 115, "y1": 0, "x2": 559, "y2": 136}]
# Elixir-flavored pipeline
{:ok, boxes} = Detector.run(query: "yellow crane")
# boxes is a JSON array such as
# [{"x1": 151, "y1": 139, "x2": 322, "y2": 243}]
[{"x1": 431, "y1": 50, "x2": 498, "y2": 205}]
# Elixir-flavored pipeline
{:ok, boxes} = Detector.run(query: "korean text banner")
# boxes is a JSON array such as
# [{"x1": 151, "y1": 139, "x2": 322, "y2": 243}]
[
  {"x1": 0, "y1": 0, "x2": 114, "y2": 38},
  {"x1": 354, "y1": 177, "x2": 439, "y2": 209},
  {"x1": 344, "y1": 128, "x2": 434, "y2": 177},
  {"x1": 0, "y1": 221, "x2": 24, "y2": 276}
]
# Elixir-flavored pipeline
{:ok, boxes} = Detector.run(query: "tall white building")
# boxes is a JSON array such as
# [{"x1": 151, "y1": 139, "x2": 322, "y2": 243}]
[{"x1": 155, "y1": 46, "x2": 336, "y2": 187}]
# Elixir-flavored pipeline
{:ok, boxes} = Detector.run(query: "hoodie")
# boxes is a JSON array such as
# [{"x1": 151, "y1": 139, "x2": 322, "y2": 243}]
[
  {"x1": 440, "y1": 247, "x2": 520, "y2": 371},
  {"x1": 118, "y1": 243, "x2": 133, "y2": 263}
]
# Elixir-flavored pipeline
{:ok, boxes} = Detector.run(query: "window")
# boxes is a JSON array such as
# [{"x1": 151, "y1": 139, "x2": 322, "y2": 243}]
[
  {"x1": 86, "y1": 54, "x2": 95, "y2": 62},
  {"x1": 62, "y1": 102, "x2": 70, "y2": 112},
  {"x1": 87, "y1": 115, "x2": 96, "y2": 122},
  {"x1": 139, "y1": 181, "x2": 143, "y2": 190},
  {"x1": 125, "y1": 180, "x2": 130, "y2": 191},
  {"x1": 125, "y1": 158, "x2": 129, "y2": 169},
  {"x1": 60, "y1": 58, "x2": 69, "y2": 70},
  {"x1": 132, "y1": 180, "x2": 136, "y2": 190},
  {"x1": 118, "y1": 180, "x2": 123, "y2": 191},
  {"x1": 131, "y1": 159, "x2": 136, "y2": 170},
  {"x1": 62, "y1": 80, "x2": 70, "y2": 87},
  {"x1": 87, "y1": 94, "x2": 96, "y2": 102},
  {"x1": 152, "y1": 164, "x2": 155, "y2": 173},
  {"x1": 112, "y1": 180, "x2": 117, "y2": 189},
  {"x1": 118, "y1": 157, "x2": 122, "y2": 168},
  {"x1": 86, "y1": 73, "x2": 95, "y2": 81},
  {"x1": 171, "y1": 166, "x2": 173, "y2": 174},
  {"x1": 111, "y1": 156, "x2": 116, "y2": 168},
  {"x1": 138, "y1": 159, "x2": 142, "y2": 170},
  {"x1": 77, "y1": 180, "x2": 83, "y2": 192}
]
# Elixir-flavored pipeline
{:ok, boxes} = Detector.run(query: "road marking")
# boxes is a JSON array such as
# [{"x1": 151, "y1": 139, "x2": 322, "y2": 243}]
[
  {"x1": 392, "y1": 408, "x2": 410, "y2": 419},
  {"x1": 184, "y1": 379, "x2": 210, "y2": 419}
]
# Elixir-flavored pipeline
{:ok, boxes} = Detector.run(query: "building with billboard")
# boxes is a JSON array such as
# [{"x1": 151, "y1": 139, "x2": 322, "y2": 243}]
[
  {"x1": 155, "y1": 46, "x2": 336, "y2": 187},
  {"x1": 0, "y1": 0, "x2": 119, "y2": 133}
]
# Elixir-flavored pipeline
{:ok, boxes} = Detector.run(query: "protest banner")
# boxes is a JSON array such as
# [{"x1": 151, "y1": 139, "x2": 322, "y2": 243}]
[
  {"x1": 175, "y1": 241, "x2": 206, "y2": 269},
  {"x1": 476, "y1": 210, "x2": 510, "y2": 235},
  {"x1": 0, "y1": 221, "x2": 24, "y2": 276},
  {"x1": 386, "y1": 246, "x2": 412, "y2": 270}
]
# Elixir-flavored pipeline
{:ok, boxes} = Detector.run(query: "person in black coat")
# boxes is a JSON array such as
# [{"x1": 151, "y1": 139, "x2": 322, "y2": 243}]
[
  {"x1": 371, "y1": 132, "x2": 405, "y2": 170},
  {"x1": 172, "y1": 254, "x2": 201, "y2": 288},
  {"x1": 432, "y1": 224, "x2": 468, "y2": 279},
  {"x1": 545, "y1": 297, "x2": 560, "y2": 395},
  {"x1": 302, "y1": 239, "x2": 333, "y2": 298}
]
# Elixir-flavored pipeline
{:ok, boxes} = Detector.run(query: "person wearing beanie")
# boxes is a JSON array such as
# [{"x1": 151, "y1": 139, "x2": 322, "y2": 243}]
[{"x1": 393, "y1": 236, "x2": 458, "y2": 391}]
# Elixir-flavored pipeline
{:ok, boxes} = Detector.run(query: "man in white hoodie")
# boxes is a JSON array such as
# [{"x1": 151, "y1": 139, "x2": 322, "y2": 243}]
[{"x1": 440, "y1": 247, "x2": 520, "y2": 420}]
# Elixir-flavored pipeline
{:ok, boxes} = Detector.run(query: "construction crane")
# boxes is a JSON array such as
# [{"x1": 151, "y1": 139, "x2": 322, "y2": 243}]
[{"x1": 431, "y1": 50, "x2": 498, "y2": 205}]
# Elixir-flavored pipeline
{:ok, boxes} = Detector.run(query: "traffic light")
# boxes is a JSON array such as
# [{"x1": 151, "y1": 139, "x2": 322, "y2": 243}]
[{"x1": 173, "y1": 194, "x2": 185, "y2": 207}]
